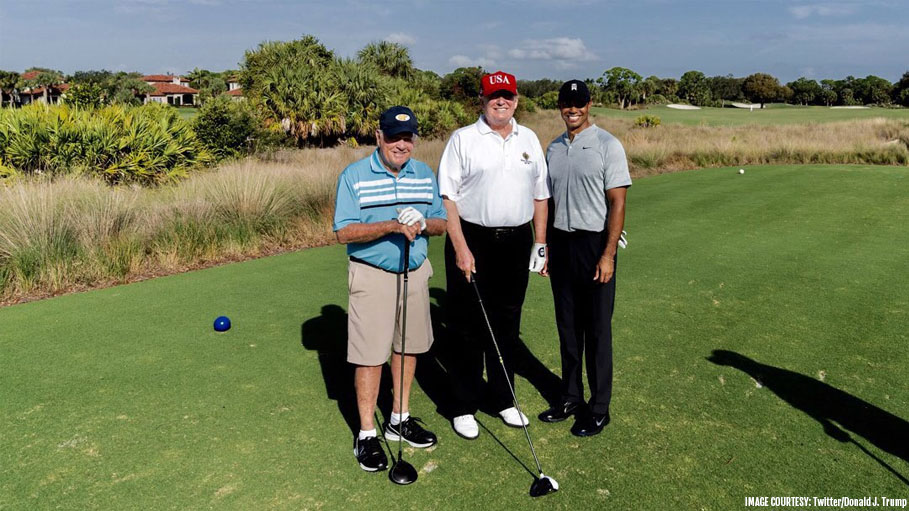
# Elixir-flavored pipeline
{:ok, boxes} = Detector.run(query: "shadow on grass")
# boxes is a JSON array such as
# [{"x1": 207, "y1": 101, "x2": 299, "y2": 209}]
[
  {"x1": 708, "y1": 350, "x2": 909, "y2": 485},
  {"x1": 300, "y1": 304, "x2": 392, "y2": 435},
  {"x1": 416, "y1": 287, "x2": 562, "y2": 421},
  {"x1": 476, "y1": 417, "x2": 536, "y2": 479}
]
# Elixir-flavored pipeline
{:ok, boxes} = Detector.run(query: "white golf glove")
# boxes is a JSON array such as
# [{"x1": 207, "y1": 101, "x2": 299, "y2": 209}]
[
  {"x1": 528, "y1": 242, "x2": 546, "y2": 272},
  {"x1": 618, "y1": 230, "x2": 627, "y2": 249},
  {"x1": 396, "y1": 207, "x2": 426, "y2": 231}
]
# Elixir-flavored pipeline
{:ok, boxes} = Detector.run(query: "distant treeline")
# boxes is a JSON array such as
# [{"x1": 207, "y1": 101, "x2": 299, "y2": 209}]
[{"x1": 2, "y1": 34, "x2": 908, "y2": 162}]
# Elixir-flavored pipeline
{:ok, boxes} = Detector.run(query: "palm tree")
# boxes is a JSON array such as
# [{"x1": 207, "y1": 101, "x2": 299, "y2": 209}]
[
  {"x1": 357, "y1": 41, "x2": 414, "y2": 80},
  {"x1": 334, "y1": 58, "x2": 391, "y2": 139},
  {"x1": 0, "y1": 70, "x2": 20, "y2": 107}
]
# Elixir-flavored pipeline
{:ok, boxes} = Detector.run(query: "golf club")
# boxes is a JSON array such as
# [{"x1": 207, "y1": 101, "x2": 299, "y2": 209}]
[
  {"x1": 388, "y1": 240, "x2": 418, "y2": 486},
  {"x1": 469, "y1": 273, "x2": 559, "y2": 497}
]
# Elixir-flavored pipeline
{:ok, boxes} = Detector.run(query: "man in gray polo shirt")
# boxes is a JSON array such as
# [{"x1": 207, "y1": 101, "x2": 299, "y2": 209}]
[{"x1": 539, "y1": 79, "x2": 631, "y2": 437}]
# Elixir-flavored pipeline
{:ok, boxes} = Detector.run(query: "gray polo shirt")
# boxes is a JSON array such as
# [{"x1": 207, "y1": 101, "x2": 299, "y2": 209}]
[{"x1": 546, "y1": 124, "x2": 631, "y2": 232}]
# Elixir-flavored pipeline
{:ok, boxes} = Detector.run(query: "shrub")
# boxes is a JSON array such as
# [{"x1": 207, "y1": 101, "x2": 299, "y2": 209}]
[
  {"x1": 0, "y1": 104, "x2": 213, "y2": 185},
  {"x1": 193, "y1": 96, "x2": 257, "y2": 159},
  {"x1": 411, "y1": 99, "x2": 473, "y2": 140},
  {"x1": 634, "y1": 115, "x2": 662, "y2": 128},
  {"x1": 646, "y1": 93, "x2": 669, "y2": 105},
  {"x1": 538, "y1": 91, "x2": 560, "y2": 109}
]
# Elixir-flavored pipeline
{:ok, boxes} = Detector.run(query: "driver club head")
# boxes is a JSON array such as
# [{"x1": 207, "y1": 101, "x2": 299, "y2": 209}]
[
  {"x1": 529, "y1": 474, "x2": 559, "y2": 497},
  {"x1": 388, "y1": 459, "x2": 418, "y2": 485}
]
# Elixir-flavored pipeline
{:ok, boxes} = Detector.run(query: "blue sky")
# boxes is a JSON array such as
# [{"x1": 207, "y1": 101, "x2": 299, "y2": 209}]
[{"x1": 1, "y1": 0, "x2": 906, "y2": 82}]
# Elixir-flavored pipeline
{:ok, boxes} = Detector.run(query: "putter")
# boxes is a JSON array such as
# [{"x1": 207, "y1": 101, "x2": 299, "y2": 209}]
[
  {"x1": 470, "y1": 274, "x2": 559, "y2": 497},
  {"x1": 388, "y1": 240, "x2": 418, "y2": 486}
]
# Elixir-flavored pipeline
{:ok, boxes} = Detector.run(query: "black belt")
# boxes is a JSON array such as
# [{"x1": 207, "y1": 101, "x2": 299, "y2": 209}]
[
  {"x1": 349, "y1": 256, "x2": 404, "y2": 274},
  {"x1": 462, "y1": 220, "x2": 530, "y2": 239}
]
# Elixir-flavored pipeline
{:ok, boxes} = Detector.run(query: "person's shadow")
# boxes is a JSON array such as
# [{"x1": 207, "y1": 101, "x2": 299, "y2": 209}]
[
  {"x1": 708, "y1": 350, "x2": 909, "y2": 484},
  {"x1": 416, "y1": 287, "x2": 562, "y2": 420},
  {"x1": 300, "y1": 304, "x2": 392, "y2": 435}
]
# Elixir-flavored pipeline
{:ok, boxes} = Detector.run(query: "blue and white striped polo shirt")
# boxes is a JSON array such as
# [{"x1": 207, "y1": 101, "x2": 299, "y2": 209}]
[{"x1": 333, "y1": 150, "x2": 446, "y2": 272}]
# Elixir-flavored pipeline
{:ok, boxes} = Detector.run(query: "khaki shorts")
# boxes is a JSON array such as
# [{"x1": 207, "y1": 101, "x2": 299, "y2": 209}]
[{"x1": 347, "y1": 259, "x2": 434, "y2": 366}]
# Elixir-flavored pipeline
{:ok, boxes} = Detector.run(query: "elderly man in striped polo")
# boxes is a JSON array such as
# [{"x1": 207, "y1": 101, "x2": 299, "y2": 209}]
[{"x1": 333, "y1": 106, "x2": 448, "y2": 472}]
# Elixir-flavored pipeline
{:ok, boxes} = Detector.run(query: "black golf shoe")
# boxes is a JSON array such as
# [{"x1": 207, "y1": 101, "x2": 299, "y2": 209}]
[
  {"x1": 570, "y1": 411, "x2": 610, "y2": 437},
  {"x1": 538, "y1": 402, "x2": 582, "y2": 423},
  {"x1": 354, "y1": 436, "x2": 388, "y2": 472},
  {"x1": 384, "y1": 417, "x2": 437, "y2": 448}
]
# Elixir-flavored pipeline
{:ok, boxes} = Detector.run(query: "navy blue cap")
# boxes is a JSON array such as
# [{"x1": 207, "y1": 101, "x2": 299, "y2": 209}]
[
  {"x1": 379, "y1": 106, "x2": 419, "y2": 137},
  {"x1": 558, "y1": 80, "x2": 591, "y2": 106}
]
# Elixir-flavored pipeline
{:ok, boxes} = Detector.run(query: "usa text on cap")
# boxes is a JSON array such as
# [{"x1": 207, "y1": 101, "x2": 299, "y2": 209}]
[{"x1": 481, "y1": 71, "x2": 518, "y2": 97}]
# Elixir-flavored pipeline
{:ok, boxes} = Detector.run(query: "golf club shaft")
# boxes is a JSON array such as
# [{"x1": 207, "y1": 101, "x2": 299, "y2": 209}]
[
  {"x1": 470, "y1": 276, "x2": 544, "y2": 476},
  {"x1": 397, "y1": 240, "x2": 410, "y2": 460}
]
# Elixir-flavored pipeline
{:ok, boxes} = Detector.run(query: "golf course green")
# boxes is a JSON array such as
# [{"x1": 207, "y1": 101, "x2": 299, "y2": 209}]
[
  {"x1": 2, "y1": 164, "x2": 907, "y2": 510},
  {"x1": 593, "y1": 104, "x2": 909, "y2": 126}
]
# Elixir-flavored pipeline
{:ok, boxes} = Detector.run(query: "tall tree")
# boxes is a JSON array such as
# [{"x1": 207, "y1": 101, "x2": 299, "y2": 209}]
[
  {"x1": 242, "y1": 35, "x2": 348, "y2": 146},
  {"x1": 787, "y1": 77, "x2": 822, "y2": 105},
  {"x1": 678, "y1": 70, "x2": 711, "y2": 106},
  {"x1": 0, "y1": 70, "x2": 20, "y2": 107},
  {"x1": 820, "y1": 79, "x2": 838, "y2": 106},
  {"x1": 639, "y1": 75, "x2": 662, "y2": 103},
  {"x1": 894, "y1": 71, "x2": 909, "y2": 106},
  {"x1": 708, "y1": 74, "x2": 744, "y2": 106},
  {"x1": 597, "y1": 67, "x2": 642, "y2": 109},
  {"x1": 742, "y1": 73, "x2": 783, "y2": 108},
  {"x1": 855, "y1": 75, "x2": 892, "y2": 105}
]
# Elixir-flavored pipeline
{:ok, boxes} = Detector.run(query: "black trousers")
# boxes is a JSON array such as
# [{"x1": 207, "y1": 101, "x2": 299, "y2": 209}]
[
  {"x1": 444, "y1": 220, "x2": 532, "y2": 415},
  {"x1": 548, "y1": 227, "x2": 616, "y2": 415}
]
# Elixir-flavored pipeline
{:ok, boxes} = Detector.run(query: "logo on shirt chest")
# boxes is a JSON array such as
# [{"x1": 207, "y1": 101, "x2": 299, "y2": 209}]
[{"x1": 520, "y1": 152, "x2": 532, "y2": 165}]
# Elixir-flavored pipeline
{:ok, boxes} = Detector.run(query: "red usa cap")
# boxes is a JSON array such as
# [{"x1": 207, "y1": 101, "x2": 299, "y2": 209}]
[{"x1": 481, "y1": 70, "x2": 517, "y2": 96}]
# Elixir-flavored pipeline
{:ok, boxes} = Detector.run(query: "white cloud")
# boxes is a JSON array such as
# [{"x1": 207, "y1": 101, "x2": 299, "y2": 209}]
[
  {"x1": 385, "y1": 32, "x2": 416, "y2": 45},
  {"x1": 789, "y1": 3, "x2": 856, "y2": 19},
  {"x1": 448, "y1": 55, "x2": 496, "y2": 68},
  {"x1": 507, "y1": 37, "x2": 597, "y2": 62}
]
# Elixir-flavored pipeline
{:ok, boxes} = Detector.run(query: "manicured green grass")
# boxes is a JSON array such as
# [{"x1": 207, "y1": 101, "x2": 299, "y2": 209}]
[
  {"x1": 176, "y1": 106, "x2": 198, "y2": 120},
  {"x1": 2, "y1": 165, "x2": 908, "y2": 509},
  {"x1": 592, "y1": 104, "x2": 909, "y2": 126}
]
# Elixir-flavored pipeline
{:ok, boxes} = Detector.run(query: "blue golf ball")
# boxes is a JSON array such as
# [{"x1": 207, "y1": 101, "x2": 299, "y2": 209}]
[{"x1": 214, "y1": 316, "x2": 231, "y2": 332}]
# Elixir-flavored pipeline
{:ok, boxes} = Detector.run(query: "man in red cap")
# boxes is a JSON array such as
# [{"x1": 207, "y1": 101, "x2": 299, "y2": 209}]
[{"x1": 437, "y1": 71, "x2": 550, "y2": 439}]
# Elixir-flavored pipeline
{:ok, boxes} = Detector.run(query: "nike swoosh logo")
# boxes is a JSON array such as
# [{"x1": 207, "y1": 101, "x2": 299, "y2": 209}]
[
  {"x1": 595, "y1": 417, "x2": 606, "y2": 426},
  {"x1": 582, "y1": 146, "x2": 593, "y2": 149}
]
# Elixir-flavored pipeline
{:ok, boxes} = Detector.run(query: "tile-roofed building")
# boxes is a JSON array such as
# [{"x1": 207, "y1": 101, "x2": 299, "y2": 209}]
[{"x1": 142, "y1": 74, "x2": 198, "y2": 106}]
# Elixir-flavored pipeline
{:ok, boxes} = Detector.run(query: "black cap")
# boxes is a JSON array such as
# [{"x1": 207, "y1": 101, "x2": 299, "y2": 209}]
[
  {"x1": 558, "y1": 80, "x2": 591, "y2": 106},
  {"x1": 379, "y1": 106, "x2": 418, "y2": 137}
]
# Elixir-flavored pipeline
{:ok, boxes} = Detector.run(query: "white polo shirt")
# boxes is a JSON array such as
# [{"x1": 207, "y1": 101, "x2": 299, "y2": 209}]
[{"x1": 438, "y1": 116, "x2": 550, "y2": 227}]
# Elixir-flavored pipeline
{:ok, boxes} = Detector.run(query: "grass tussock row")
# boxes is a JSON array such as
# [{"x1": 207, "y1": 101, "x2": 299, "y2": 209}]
[
  {"x1": 526, "y1": 112, "x2": 909, "y2": 176},
  {"x1": 0, "y1": 150, "x2": 358, "y2": 303},
  {"x1": 2, "y1": 112, "x2": 908, "y2": 304}
]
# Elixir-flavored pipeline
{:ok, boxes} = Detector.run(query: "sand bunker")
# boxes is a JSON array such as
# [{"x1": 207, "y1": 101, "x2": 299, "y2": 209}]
[
  {"x1": 666, "y1": 104, "x2": 701, "y2": 110},
  {"x1": 731, "y1": 102, "x2": 761, "y2": 109}
]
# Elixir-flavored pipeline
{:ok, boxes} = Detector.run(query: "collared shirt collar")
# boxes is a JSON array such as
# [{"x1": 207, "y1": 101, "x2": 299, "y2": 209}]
[
  {"x1": 563, "y1": 123, "x2": 596, "y2": 144},
  {"x1": 477, "y1": 115, "x2": 519, "y2": 136},
  {"x1": 562, "y1": 123, "x2": 597, "y2": 144},
  {"x1": 369, "y1": 149, "x2": 413, "y2": 177}
]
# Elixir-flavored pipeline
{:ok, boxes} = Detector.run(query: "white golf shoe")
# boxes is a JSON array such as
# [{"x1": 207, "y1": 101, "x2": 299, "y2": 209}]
[
  {"x1": 499, "y1": 407, "x2": 530, "y2": 428},
  {"x1": 453, "y1": 414, "x2": 479, "y2": 439}
]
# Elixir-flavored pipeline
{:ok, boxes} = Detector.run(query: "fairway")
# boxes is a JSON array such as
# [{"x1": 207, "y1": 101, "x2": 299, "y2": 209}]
[
  {"x1": 2, "y1": 165, "x2": 908, "y2": 510},
  {"x1": 593, "y1": 104, "x2": 909, "y2": 126}
]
